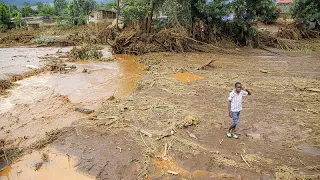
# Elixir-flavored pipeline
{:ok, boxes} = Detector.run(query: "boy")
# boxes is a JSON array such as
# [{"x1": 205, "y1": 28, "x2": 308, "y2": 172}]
[{"x1": 227, "y1": 82, "x2": 250, "y2": 139}]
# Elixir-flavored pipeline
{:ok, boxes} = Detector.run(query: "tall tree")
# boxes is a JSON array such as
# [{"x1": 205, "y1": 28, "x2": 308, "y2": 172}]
[
  {"x1": 196, "y1": 0, "x2": 230, "y2": 41},
  {"x1": 69, "y1": 0, "x2": 96, "y2": 25},
  {"x1": 54, "y1": 0, "x2": 67, "y2": 16},
  {"x1": 38, "y1": 3, "x2": 56, "y2": 16},
  {"x1": 12, "y1": 10, "x2": 23, "y2": 28},
  {"x1": 104, "y1": 1, "x2": 117, "y2": 10},
  {"x1": 231, "y1": 0, "x2": 279, "y2": 46},
  {"x1": 0, "y1": 2, "x2": 10, "y2": 30},
  {"x1": 122, "y1": 0, "x2": 149, "y2": 26},
  {"x1": 36, "y1": 2, "x2": 44, "y2": 12},
  {"x1": 291, "y1": 0, "x2": 320, "y2": 26},
  {"x1": 21, "y1": 2, "x2": 34, "y2": 17}
]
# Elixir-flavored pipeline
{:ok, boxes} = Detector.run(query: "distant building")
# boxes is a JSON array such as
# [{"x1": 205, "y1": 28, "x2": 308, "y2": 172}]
[
  {"x1": 87, "y1": 10, "x2": 117, "y2": 24},
  {"x1": 276, "y1": 0, "x2": 294, "y2": 14},
  {"x1": 27, "y1": 23, "x2": 40, "y2": 31}
]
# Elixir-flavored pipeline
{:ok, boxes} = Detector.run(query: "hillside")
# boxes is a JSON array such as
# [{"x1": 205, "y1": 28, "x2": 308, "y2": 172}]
[{"x1": 1, "y1": 0, "x2": 112, "y2": 7}]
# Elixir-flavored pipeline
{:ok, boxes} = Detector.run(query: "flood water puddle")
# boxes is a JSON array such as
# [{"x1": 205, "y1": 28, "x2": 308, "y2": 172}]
[
  {"x1": 171, "y1": 72, "x2": 206, "y2": 83},
  {"x1": 0, "y1": 54, "x2": 145, "y2": 114},
  {"x1": 0, "y1": 148, "x2": 94, "y2": 180},
  {"x1": 44, "y1": 54, "x2": 145, "y2": 105}
]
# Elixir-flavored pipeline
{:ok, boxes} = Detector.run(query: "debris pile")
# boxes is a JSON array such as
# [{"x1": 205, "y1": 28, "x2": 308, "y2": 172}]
[
  {"x1": 0, "y1": 139, "x2": 23, "y2": 168},
  {"x1": 260, "y1": 23, "x2": 320, "y2": 51},
  {"x1": 69, "y1": 45, "x2": 103, "y2": 60},
  {"x1": 0, "y1": 80, "x2": 12, "y2": 94},
  {"x1": 49, "y1": 62, "x2": 76, "y2": 73},
  {"x1": 177, "y1": 115, "x2": 199, "y2": 128},
  {"x1": 30, "y1": 128, "x2": 69, "y2": 150},
  {"x1": 0, "y1": 31, "x2": 35, "y2": 47},
  {"x1": 109, "y1": 28, "x2": 218, "y2": 55}
]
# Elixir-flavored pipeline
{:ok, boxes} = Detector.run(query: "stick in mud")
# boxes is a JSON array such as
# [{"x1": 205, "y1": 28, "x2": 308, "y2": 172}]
[
  {"x1": 140, "y1": 132, "x2": 152, "y2": 151},
  {"x1": 219, "y1": 139, "x2": 224, "y2": 145},
  {"x1": 3, "y1": 149, "x2": 9, "y2": 164},
  {"x1": 241, "y1": 154, "x2": 251, "y2": 167}
]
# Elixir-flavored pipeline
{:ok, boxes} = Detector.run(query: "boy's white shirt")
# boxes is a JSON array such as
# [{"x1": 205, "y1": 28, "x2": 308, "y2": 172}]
[{"x1": 228, "y1": 90, "x2": 248, "y2": 112}]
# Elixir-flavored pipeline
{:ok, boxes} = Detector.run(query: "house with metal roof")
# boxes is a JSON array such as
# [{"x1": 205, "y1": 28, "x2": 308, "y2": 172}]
[{"x1": 276, "y1": 0, "x2": 294, "y2": 14}]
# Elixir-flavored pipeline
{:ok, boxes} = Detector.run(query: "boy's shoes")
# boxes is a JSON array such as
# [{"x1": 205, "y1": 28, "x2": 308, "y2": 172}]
[
  {"x1": 226, "y1": 132, "x2": 232, "y2": 138},
  {"x1": 233, "y1": 134, "x2": 239, "y2": 139},
  {"x1": 226, "y1": 132, "x2": 239, "y2": 139}
]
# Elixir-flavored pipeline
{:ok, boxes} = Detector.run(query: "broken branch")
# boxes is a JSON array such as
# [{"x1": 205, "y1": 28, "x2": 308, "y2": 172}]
[{"x1": 241, "y1": 154, "x2": 250, "y2": 167}]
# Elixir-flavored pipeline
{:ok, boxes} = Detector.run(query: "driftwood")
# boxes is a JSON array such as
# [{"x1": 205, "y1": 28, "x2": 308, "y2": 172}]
[
  {"x1": 196, "y1": 60, "x2": 214, "y2": 70},
  {"x1": 241, "y1": 154, "x2": 251, "y2": 167},
  {"x1": 74, "y1": 107, "x2": 94, "y2": 114}
]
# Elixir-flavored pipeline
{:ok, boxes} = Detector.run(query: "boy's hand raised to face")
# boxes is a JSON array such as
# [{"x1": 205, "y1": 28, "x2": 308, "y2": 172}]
[{"x1": 243, "y1": 87, "x2": 252, "y2": 95}]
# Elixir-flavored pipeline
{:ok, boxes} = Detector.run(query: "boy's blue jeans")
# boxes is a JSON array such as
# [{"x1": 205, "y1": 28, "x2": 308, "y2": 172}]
[{"x1": 231, "y1": 111, "x2": 241, "y2": 127}]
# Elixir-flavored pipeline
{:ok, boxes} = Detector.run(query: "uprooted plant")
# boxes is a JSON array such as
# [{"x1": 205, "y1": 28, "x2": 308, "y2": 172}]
[
  {"x1": 0, "y1": 80, "x2": 12, "y2": 94},
  {"x1": 69, "y1": 45, "x2": 103, "y2": 61}
]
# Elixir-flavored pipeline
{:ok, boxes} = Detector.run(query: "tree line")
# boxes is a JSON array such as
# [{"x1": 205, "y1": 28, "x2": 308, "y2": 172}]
[
  {"x1": 0, "y1": 0, "x2": 115, "y2": 30},
  {"x1": 121, "y1": 0, "x2": 319, "y2": 46},
  {"x1": 0, "y1": 0, "x2": 319, "y2": 45}
]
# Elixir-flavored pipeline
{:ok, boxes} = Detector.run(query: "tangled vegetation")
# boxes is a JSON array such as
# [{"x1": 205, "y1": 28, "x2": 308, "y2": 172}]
[{"x1": 69, "y1": 45, "x2": 103, "y2": 60}]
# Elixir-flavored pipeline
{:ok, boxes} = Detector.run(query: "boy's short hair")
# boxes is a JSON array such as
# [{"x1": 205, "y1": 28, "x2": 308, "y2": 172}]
[{"x1": 235, "y1": 82, "x2": 241, "y2": 87}]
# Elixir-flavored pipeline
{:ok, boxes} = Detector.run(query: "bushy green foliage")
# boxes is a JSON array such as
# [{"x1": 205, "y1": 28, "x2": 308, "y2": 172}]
[
  {"x1": 290, "y1": 0, "x2": 320, "y2": 25},
  {"x1": 259, "y1": 1, "x2": 280, "y2": 24},
  {"x1": 21, "y1": 2, "x2": 35, "y2": 17},
  {"x1": 160, "y1": 0, "x2": 191, "y2": 28},
  {"x1": 12, "y1": 10, "x2": 24, "y2": 28},
  {"x1": 69, "y1": 0, "x2": 96, "y2": 25},
  {"x1": 36, "y1": 3, "x2": 56, "y2": 16},
  {"x1": 231, "y1": 0, "x2": 280, "y2": 46},
  {"x1": 54, "y1": 0, "x2": 67, "y2": 16},
  {"x1": 31, "y1": 36, "x2": 56, "y2": 44},
  {"x1": 0, "y1": 2, "x2": 10, "y2": 31},
  {"x1": 122, "y1": 0, "x2": 149, "y2": 25},
  {"x1": 196, "y1": 0, "x2": 230, "y2": 24},
  {"x1": 103, "y1": 1, "x2": 117, "y2": 10}
]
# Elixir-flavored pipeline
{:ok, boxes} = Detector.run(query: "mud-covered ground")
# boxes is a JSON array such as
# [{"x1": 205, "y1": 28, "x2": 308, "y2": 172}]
[
  {"x1": 1, "y1": 44, "x2": 320, "y2": 179},
  {"x1": 29, "y1": 48, "x2": 320, "y2": 179}
]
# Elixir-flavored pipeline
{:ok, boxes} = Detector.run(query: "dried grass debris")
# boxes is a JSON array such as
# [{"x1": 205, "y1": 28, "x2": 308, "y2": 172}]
[
  {"x1": 109, "y1": 28, "x2": 220, "y2": 55},
  {"x1": 30, "y1": 128, "x2": 69, "y2": 149},
  {"x1": 69, "y1": 45, "x2": 103, "y2": 61},
  {"x1": 0, "y1": 80, "x2": 12, "y2": 94},
  {"x1": 176, "y1": 115, "x2": 199, "y2": 128}
]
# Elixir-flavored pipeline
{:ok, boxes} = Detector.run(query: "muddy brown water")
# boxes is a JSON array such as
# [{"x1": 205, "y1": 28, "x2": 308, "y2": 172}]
[
  {"x1": 0, "y1": 47, "x2": 145, "y2": 179},
  {"x1": 0, "y1": 148, "x2": 94, "y2": 180},
  {"x1": 171, "y1": 72, "x2": 206, "y2": 83},
  {"x1": 0, "y1": 47, "x2": 72, "y2": 80}
]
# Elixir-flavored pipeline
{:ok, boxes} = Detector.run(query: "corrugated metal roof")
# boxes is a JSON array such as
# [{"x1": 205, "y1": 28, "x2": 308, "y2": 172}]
[{"x1": 276, "y1": 0, "x2": 294, "y2": 4}]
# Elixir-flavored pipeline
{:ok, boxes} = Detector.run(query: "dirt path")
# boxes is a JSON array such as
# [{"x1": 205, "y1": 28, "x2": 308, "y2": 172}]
[{"x1": 1, "y1": 47, "x2": 320, "y2": 179}]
